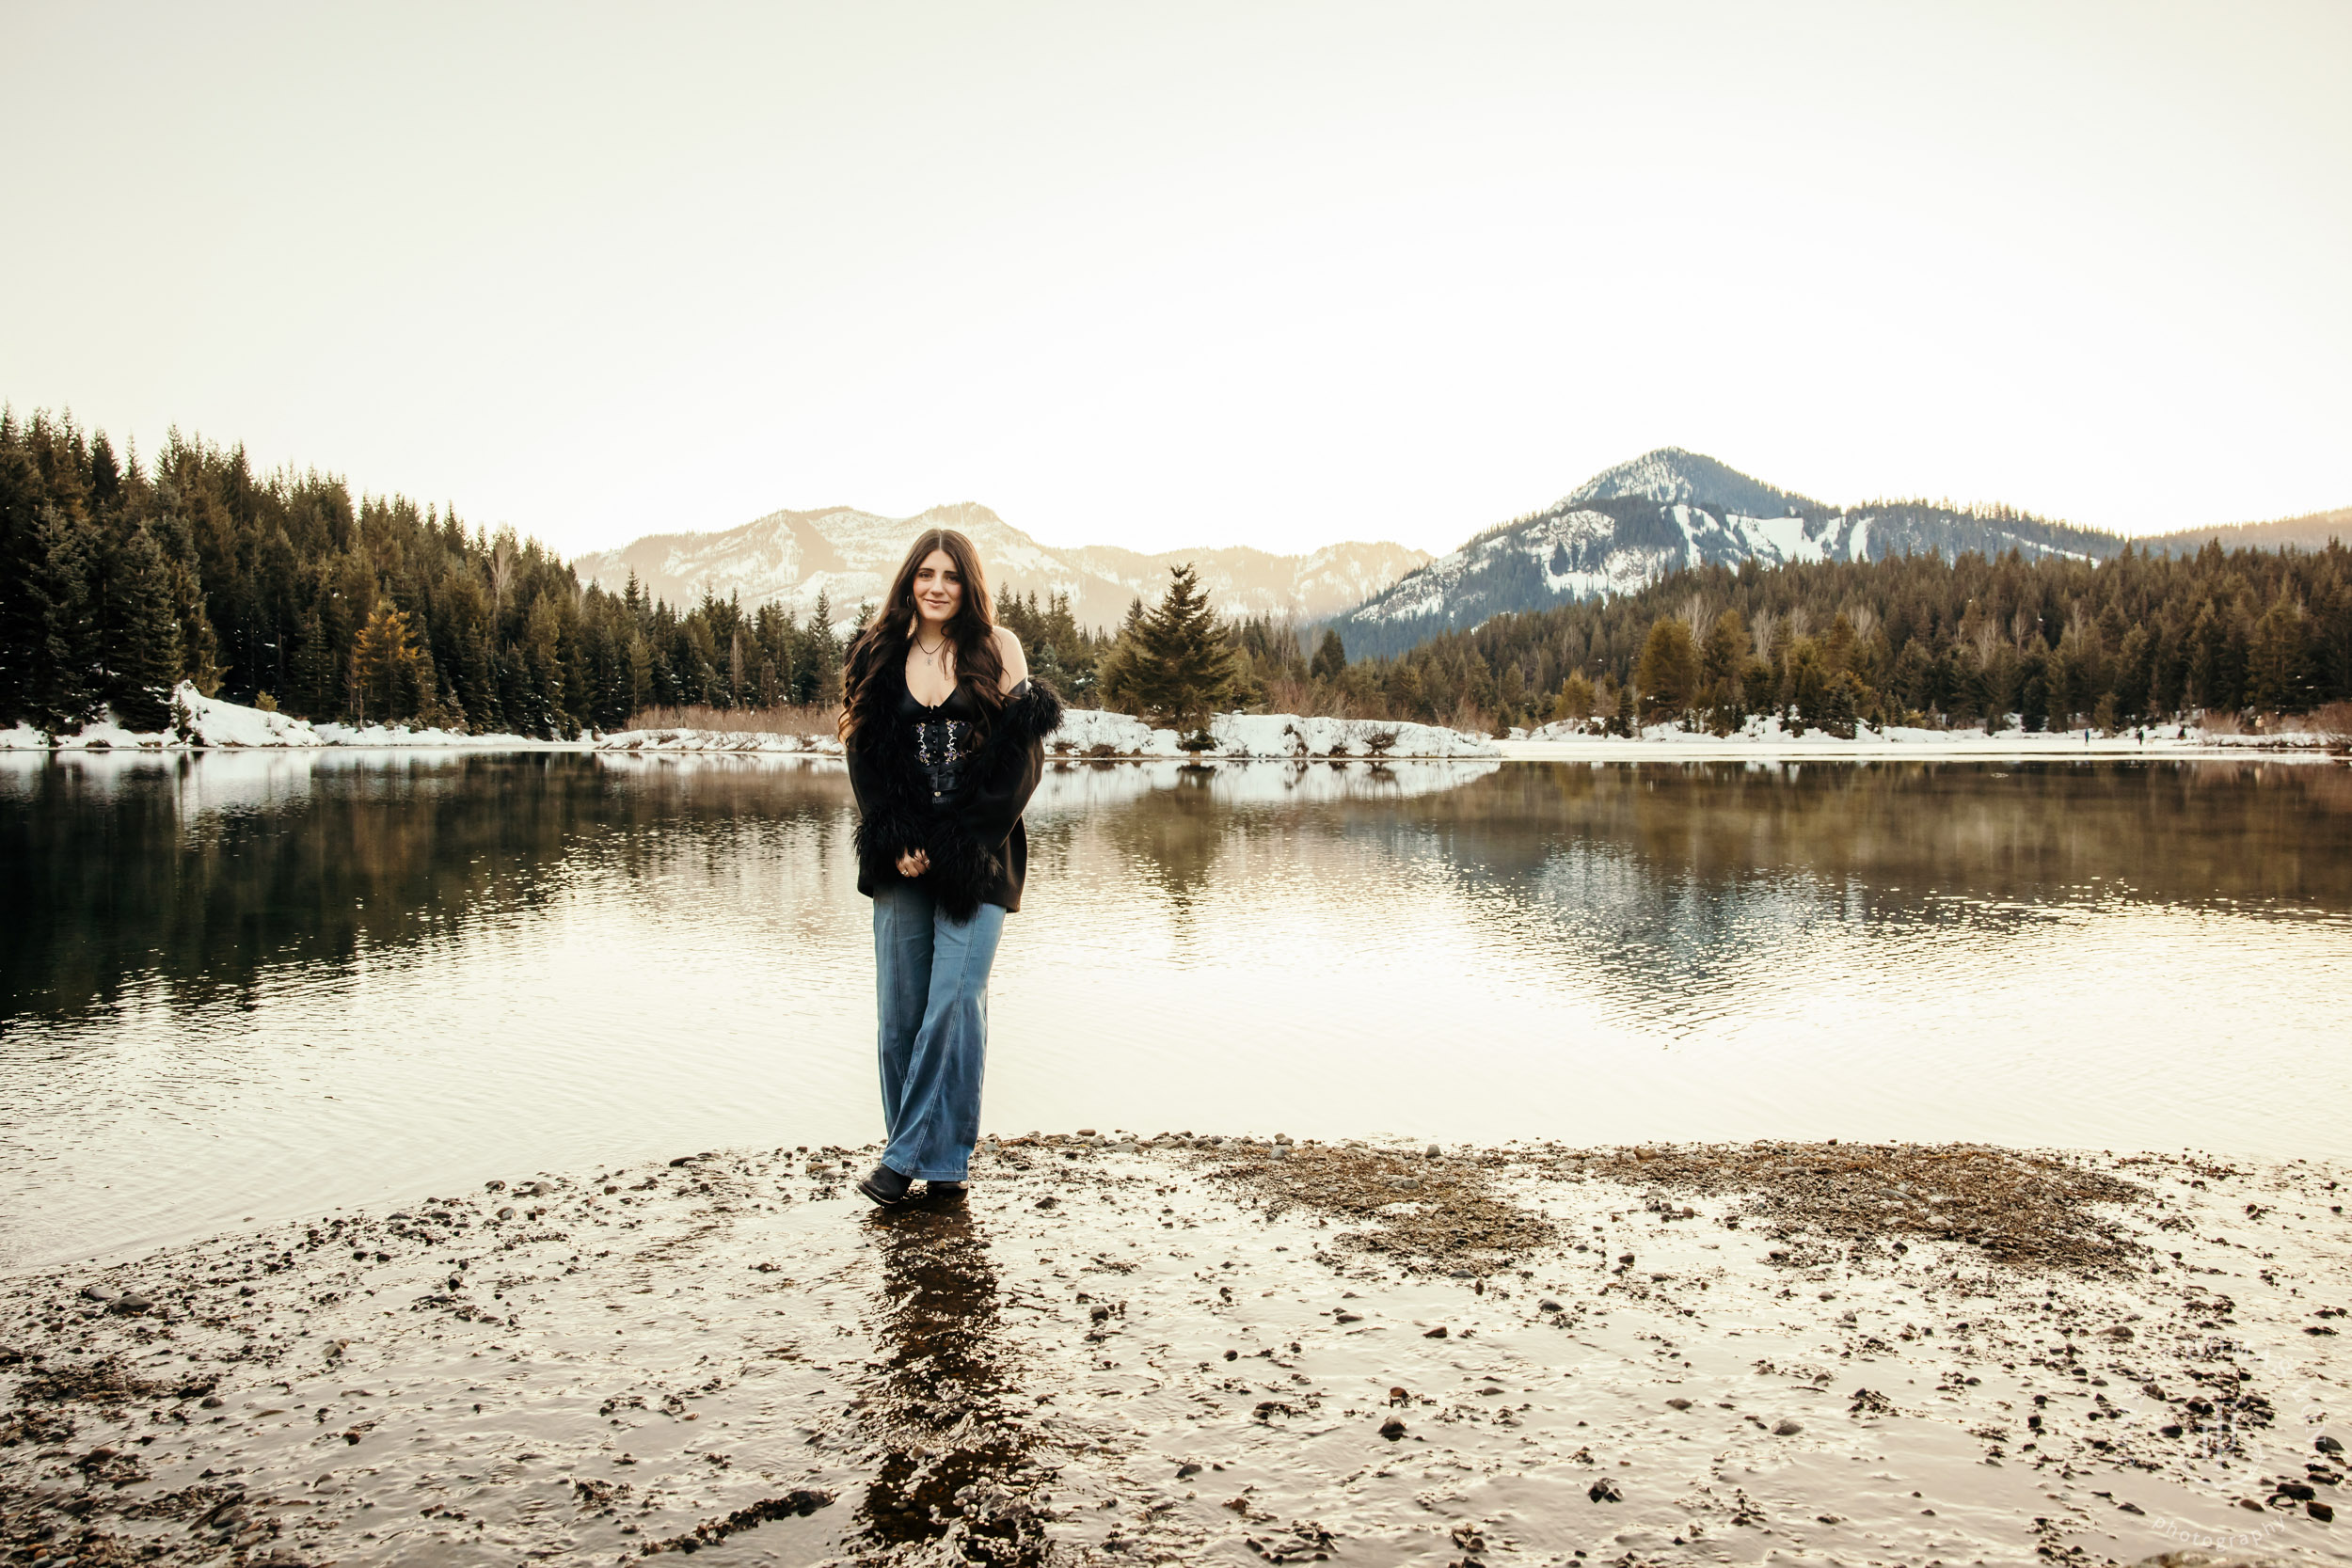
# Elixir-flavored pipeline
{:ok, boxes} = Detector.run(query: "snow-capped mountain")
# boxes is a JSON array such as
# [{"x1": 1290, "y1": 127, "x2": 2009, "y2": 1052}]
[
  {"x1": 1327, "y1": 449, "x2": 2124, "y2": 657},
  {"x1": 573, "y1": 502, "x2": 1429, "y2": 631}
]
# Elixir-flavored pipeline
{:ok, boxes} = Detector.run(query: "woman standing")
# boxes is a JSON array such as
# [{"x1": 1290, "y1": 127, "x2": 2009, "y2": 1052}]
[{"x1": 840, "y1": 529, "x2": 1061, "y2": 1207}]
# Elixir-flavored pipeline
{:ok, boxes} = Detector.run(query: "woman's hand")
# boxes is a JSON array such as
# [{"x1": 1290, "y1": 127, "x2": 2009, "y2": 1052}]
[{"x1": 896, "y1": 847, "x2": 930, "y2": 878}]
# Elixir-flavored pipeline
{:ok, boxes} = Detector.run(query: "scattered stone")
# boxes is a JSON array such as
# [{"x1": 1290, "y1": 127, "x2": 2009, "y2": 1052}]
[
  {"x1": 1773, "y1": 1418, "x2": 1803, "y2": 1435},
  {"x1": 1378, "y1": 1418, "x2": 1406, "y2": 1441},
  {"x1": 1666, "y1": 1398, "x2": 1692, "y2": 1411}
]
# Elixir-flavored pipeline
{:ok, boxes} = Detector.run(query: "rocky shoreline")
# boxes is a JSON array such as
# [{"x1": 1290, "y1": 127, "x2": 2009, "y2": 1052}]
[{"x1": 2, "y1": 1138, "x2": 2344, "y2": 1567}]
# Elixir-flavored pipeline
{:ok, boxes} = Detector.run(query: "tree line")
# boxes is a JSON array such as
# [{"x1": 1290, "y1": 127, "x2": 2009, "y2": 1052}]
[
  {"x1": 8, "y1": 405, "x2": 2344, "y2": 742},
  {"x1": 0, "y1": 410, "x2": 878, "y2": 736},
  {"x1": 1284, "y1": 541, "x2": 2352, "y2": 736}
]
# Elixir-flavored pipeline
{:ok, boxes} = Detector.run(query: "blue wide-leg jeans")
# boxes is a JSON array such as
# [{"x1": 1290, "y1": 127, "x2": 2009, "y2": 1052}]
[{"x1": 872, "y1": 880, "x2": 1006, "y2": 1182}]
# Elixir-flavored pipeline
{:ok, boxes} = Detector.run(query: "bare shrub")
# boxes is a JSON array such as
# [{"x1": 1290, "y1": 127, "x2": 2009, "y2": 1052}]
[
  {"x1": 627, "y1": 704, "x2": 839, "y2": 736},
  {"x1": 2310, "y1": 701, "x2": 2352, "y2": 745},
  {"x1": 1263, "y1": 676, "x2": 1355, "y2": 720},
  {"x1": 2197, "y1": 710, "x2": 2245, "y2": 736}
]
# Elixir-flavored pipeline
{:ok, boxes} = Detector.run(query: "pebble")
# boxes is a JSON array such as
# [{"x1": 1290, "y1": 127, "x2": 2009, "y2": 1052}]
[
  {"x1": 1424, "y1": 1145, "x2": 1441, "y2": 1159},
  {"x1": 1773, "y1": 1418, "x2": 1804, "y2": 1435},
  {"x1": 1538, "y1": 1298, "x2": 1563, "y2": 1312},
  {"x1": 1378, "y1": 1418, "x2": 1406, "y2": 1440},
  {"x1": 496, "y1": 1206, "x2": 516, "y2": 1220},
  {"x1": 77, "y1": 1285, "x2": 116, "y2": 1302},
  {"x1": 1666, "y1": 1398, "x2": 1692, "y2": 1410},
  {"x1": 107, "y1": 1295, "x2": 153, "y2": 1315}
]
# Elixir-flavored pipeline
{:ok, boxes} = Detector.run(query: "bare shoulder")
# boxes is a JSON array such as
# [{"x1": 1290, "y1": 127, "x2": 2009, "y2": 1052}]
[{"x1": 992, "y1": 624, "x2": 1029, "y2": 690}]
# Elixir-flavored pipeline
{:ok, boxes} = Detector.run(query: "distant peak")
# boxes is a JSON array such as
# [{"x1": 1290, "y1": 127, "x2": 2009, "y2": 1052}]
[{"x1": 1563, "y1": 449, "x2": 1820, "y2": 517}]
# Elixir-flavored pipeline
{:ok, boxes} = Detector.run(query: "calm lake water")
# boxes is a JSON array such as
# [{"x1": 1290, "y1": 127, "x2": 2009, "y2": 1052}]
[{"x1": 5, "y1": 751, "x2": 2348, "y2": 1269}]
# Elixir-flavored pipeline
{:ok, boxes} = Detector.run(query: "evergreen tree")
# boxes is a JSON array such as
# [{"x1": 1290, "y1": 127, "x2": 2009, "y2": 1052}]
[
  {"x1": 353, "y1": 603, "x2": 424, "y2": 723},
  {"x1": 1310, "y1": 627, "x2": 1346, "y2": 683},
  {"x1": 104, "y1": 525, "x2": 182, "y2": 730},
  {"x1": 1126, "y1": 563, "x2": 1238, "y2": 734},
  {"x1": 34, "y1": 506, "x2": 103, "y2": 727},
  {"x1": 1633, "y1": 617, "x2": 1699, "y2": 721}
]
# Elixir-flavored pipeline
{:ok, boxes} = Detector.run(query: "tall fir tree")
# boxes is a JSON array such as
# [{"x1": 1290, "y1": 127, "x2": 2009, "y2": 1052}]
[{"x1": 1128, "y1": 563, "x2": 1238, "y2": 735}]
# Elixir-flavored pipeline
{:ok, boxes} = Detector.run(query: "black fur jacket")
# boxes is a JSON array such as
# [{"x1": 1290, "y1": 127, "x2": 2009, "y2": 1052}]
[{"x1": 847, "y1": 666, "x2": 1064, "y2": 920}]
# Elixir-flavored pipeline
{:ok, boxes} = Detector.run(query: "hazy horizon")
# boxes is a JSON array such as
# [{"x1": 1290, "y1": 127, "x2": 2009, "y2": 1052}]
[{"x1": 5, "y1": 0, "x2": 2347, "y2": 560}]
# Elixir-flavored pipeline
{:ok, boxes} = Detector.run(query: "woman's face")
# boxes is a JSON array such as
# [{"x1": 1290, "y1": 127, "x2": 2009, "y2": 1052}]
[{"x1": 911, "y1": 549, "x2": 963, "y2": 629}]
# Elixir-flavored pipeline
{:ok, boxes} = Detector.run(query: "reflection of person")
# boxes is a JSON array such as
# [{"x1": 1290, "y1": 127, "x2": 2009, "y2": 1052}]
[{"x1": 839, "y1": 529, "x2": 1061, "y2": 1207}]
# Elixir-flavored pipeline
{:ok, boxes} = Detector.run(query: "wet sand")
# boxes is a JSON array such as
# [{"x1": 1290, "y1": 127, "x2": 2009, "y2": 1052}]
[{"x1": 3, "y1": 1138, "x2": 2345, "y2": 1567}]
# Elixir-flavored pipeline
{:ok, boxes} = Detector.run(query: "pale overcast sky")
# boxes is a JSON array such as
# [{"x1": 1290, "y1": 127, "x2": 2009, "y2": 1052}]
[{"x1": 3, "y1": 0, "x2": 2346, "y2": 558}]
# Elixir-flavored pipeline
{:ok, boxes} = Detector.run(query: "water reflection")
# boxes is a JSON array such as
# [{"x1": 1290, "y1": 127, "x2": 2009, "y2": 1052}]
[
  {"x1": 2, "y1": 751, "x2": 2347, "y2": 1266},
  {"x1": 853, "y1": 1201, "x2": 1045, "y2": 1563}
]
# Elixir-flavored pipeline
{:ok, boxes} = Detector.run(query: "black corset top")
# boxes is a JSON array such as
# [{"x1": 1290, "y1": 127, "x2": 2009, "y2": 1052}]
[
  {"x1": 898, "y1": 679, "x2": 985, "y2": 808},
  {"x1": 897, "y1": 678, "x2": 1034, "y2": 808}
]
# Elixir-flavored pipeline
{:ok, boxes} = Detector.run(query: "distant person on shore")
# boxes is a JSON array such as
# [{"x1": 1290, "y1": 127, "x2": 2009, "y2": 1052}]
[{"x1": 838, "y1": 529, "x2": 1061, "y2": 1208}]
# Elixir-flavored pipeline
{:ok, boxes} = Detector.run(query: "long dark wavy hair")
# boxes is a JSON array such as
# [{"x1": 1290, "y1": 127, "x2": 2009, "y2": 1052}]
[{"x1": 838, "y1": 528, "x2": 1007, "y2": 746}]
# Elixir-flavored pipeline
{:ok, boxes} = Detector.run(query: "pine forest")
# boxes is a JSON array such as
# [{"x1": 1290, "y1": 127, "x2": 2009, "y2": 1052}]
[{"x1": 3, "y1": 408, "x2": 2347, "y2": 742}]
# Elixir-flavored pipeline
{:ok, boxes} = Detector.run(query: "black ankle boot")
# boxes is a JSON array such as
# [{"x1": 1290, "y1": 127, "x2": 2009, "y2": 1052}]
[{"x1": 857, "y1": 1164, "x2": 914, "y2": 1207}]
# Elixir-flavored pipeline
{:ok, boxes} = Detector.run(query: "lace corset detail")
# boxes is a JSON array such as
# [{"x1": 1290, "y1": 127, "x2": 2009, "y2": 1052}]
[
  {"x1": 900, "y1": 679, "x2": 985, "y2": 808},
  {"x1": 913, "y1": 713, "x2": 977, "y2": 804}
]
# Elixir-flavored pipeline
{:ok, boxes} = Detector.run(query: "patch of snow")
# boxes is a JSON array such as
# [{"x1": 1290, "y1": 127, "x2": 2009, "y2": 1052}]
[
  {"x1": 177, "y1": 687, "x2": 326, "y2": 748},
  {"x1": 311, "y1": 721, "x2": 572, "y2": 749},
  {"x1": 596, "y1": 728, "x2": 843, "y2": 755},
  {"x1": 1504, "y1": 713, "x2": 2340, "y2": 760},
  {"x1": 1733, "y1": 512, "x2": 1825, "y2": 564},
  {"x1": 1041, "y1": 708, "x2": 1498, "y2": 759}
]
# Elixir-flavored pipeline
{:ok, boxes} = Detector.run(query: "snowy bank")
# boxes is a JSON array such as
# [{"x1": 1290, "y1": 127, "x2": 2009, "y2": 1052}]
[
  {"x1": 0, "y1": 683, "x2": 580, "y2": 752},
  {"x1": 1047, "y1": 706, "x2": 1499, "y2": 759},
  {"x1": 594, "y1": 707, "x2": 1499, "y2": 760},
  {"x1": 1502, "y1": 713, "x2": 2347, "y2": 762},
  {"x1": 596, "y1": 726, "x2": 844, "y2": 756}
]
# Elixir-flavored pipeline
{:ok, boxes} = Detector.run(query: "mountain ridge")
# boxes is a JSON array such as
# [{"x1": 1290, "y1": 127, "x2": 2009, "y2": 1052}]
[
  {"x1": 572, "y1": 502, "x2": 1429, "y2": 631},
  {"x1": 1324, "y1": 448, "x2": 2352, "y2": 658}
]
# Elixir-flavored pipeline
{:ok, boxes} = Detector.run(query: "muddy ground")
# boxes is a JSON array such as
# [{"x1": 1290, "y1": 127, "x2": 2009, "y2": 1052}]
[{"x1": 1, "y1": 1137, "x2": 2345, "y2": 1567}]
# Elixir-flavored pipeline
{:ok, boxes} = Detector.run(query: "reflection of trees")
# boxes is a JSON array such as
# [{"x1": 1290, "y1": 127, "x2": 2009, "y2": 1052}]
[
  {"x1": 1044, "y1": 759, "x2": 2352, "y2": 1013},
  {"x1": 0, "y1": 754, "x2": 856, "y2": 1026},
  {"x1": 1397, "y1": 761, "x2": 2352, "y2": 913},
  {"x1": 851, "y1": 1204, "x2": 1044, "y2": 1564},
  {"x1": 1100, "y1": 765, "x2": 1226, "y2": 908},
  {"x1": 10, "y1": 751, "x2": 2343, "y2": 1029}
]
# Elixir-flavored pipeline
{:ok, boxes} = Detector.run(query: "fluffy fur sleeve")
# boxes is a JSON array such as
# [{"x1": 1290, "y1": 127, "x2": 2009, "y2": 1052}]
[{"x1": 924, "y1": 679, "x2": 1063, "y2": 920}]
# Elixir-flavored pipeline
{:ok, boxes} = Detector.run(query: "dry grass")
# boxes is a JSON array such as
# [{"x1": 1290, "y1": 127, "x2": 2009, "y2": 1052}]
[
  {"x1": 2312, "y1": 700, "x2": 2352, "y2": 745},
  {"x1": 625, "y1": 704, "x2": 839, "y2": 736},
  {"x1": 1258, "y1": 677, "x2": 1354, "y2": 720}
]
